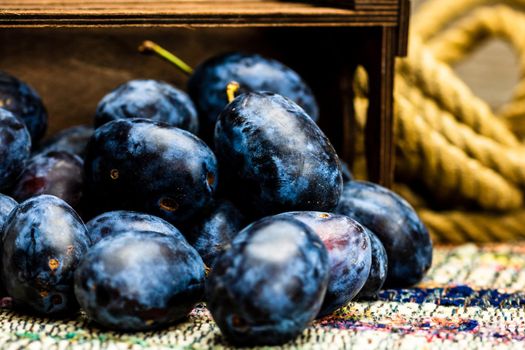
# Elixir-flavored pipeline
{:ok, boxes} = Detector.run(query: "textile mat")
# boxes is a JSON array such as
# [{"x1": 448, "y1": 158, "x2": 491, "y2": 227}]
[{"x1": 1, "y1": 244, "x2": 524, "y2": 349}]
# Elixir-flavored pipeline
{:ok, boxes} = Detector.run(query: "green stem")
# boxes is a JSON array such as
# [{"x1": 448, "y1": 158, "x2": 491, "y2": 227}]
[{"x1": 139, "y1": 40, "x2": 194, "y2": 76}]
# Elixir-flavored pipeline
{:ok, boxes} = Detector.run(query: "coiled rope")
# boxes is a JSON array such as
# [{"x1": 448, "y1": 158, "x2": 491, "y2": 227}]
[{"x1": 353, "y1": 0, "x2": 525, "y2": 242}]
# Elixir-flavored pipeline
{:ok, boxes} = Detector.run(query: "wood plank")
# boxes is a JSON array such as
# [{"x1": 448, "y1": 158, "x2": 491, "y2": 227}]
[
  {"x1": 364, "y1": 26, "x2": 396, "y2": 187},
  {"x1": 0, "y1": 0, "x2": 398, "y2": 13},
  {"x1": 0, "y1": 0, "x2": 400, "y2": 27},
  {"x1": 307, "y1": 0, "x2": 399, "y2": 9},
  {"x1": 396, "y1": 0, "x2": 410, "y2": 56}
]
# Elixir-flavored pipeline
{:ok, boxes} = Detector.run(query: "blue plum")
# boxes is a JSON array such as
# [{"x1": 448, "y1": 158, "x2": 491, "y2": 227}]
[
  {"x1": 275, "y1": 211, "x2": 371, "y2": 317},
  {"x1": 12, "y1": 151, "x2": 84, "y2": 210},
  {"x1": 340, "y1": 160, "x2": 353, "y2": 183},
  {"x1": 0, "y1": 108, "x2": 31, "y2": 191},
  {"x1": 355, "y1": 229, "x2": 388, "y2": 300},
  {"x1": 215, "y1": 92, "x2": 342, "y2": 216},
  {"x1": 84, "y1": 119, "x2": 218, "y2": 224},
  {"x1": 37, "y1": 125, "x2": 93, "y2": 159},
  {"x1": 86, "y1": 210, "x2": 185, "y2": 245},
  {"x1": 183, "y1": 199, "x2": 244, "y2": 267},
  {"x1": 74, "y1": 230, "x2": 206, "y2": 331},
  {"x1": 206, "y1": 216, "x2": 329, "y2": 346},
  {"x1": 0, "y1": 71, "x2": 47, "y2": 143},
  {"x1": 0, "y1": 193, "x2": 17, "y2": 296},
  {"x1": 336, "y1": 181, "x2": 432, "y2": 287},
  {"x1": 188, "y1": 52, "x2": 318, "y2": 142},
  {"x1": 0, "y1": 193, "x2": 17, "y2": 229},
  {"x1": 0, "y1": 195, "x2": 90, "y2": 314},
  {"x1": 95, "y1": 80, "x2": 198, "y2": 134}
]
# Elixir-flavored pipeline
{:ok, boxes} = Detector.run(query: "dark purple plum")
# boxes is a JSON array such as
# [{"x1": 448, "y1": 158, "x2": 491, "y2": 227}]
[
  {"x1": 0, "y1": 193, "x2": 17, "y2": 229},
  {"x1": 183, "y1": 199, "x2": 244, "y2": 267},
  {"x1": 37, "y1": 125, "x2": 93, "y2": 158},
  {"x1": 275, "y1": 211, "x2": 371, "y2": 317},
  {"x1": 336, "y1": 181, "x2": 432, "y2": 287},
  {"x1": 74, "y1": 230, "x2": 205, "y2": 331},
  {"x1": 95, "y1": 80, "x2": 198, "y2": 134},
  {"x1": 355, "y1": 228, "x2": 388, "y2": 300},
  {"x1": 0, "y1": 108, "x2": 31, "y2": 190},
  {"x1": 215, "y1": 92, "x2": 342, "y2": 217},
  {"x1": 206, "y1": 216, "x2": 329, "y2": 346},
  {"x1": 86, "y1": 210, "x2": 185, "y2": 245},
  {"x1": 0, "y1": 194, "x2": 17, "y2": 296},
  {"x1": 84, "y1": 119, "x2": 218, "y2": 224},
  {"x1": 0, "y1": 71, "x2": 47, "y2": 143},
  {"x1": 188, "y1": 52, "x2": 318, "y2": 142},
  {"x1": 340, "y1": 160, "x2": 353, "y2": 183},
  {"x1": 0, "y1": 195, "x2": 90, "y2": 314},
  {"x1": 11, "y1": 151, "x2": 84, "y2": 210}
]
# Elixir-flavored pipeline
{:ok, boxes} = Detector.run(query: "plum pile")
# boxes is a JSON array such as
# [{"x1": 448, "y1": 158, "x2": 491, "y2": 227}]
[
  {"x1": 207, "y1": 216, "x2": 329, "y2": 345},
  {"x1": 74, "y1": 230, "x2": 205, "y2": 330},
  {"x1": 95, "y1": 79, "x2": 198, "y2": 134},
  {"x1": 12, "y1": 150, "x2": 84, "y2": 210},
  {"x1": 0, "y1": 49, "x2": 432, "y2": 346},
  {"x1": 0, "y1": 71, "x2": 47, "y2": 143},
  {"x1": 215, "y1": 91, "x2": 342, "y2": 216},
  {"x1": 187, "y1": 52, "x2": 319, "y2": 143},
  {"x1": 84, "y1": 118, "x2": 218, "y2": 224},
  {"x1": 1, "y1": 195, "x2": 90, "y2": 314},
  {"x1": 0, "y1": 108, "x2": 31, "y2": 191}
]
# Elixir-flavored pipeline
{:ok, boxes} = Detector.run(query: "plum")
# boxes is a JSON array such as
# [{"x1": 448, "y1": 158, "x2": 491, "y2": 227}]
[
  {"x1": 183, "y1": 199, "x2": 244, "y2": 267},
  {"x1": 336, "y1": 181, "x2": 432, "y2": 287},
  {"x1": 188, "y1": 52, "x2": 318, "y2": 142},
  {"x1": 74, "y1": 230, "x2": 205, "y2": 331},
  {"x1": 86, "y1": 210, "x2": 185, "y2": 245},
  {"x1": 0, "y1": 108, "x2": 31, "y2": 191},
  {"x1": 215, "y1": 92, "x2": 342, "y2": 216},
  {"x1": 0, "y1": 71, "x2": 47, "y2": 143},
  {"x1": 275, "y1": 211, "x2": 371, "y2": 316},
  {"x1": 206, "y1": 216, "x2": 329, "y2": 346},
  {"x1": 355, "y1": 228, "x2": 388, "y2": 300},
  {"x1": 0, "y1": 193, "x2": 17, "y2": 296},
  {"x1": 0, "y1": 193, "x2": 17, "y2": 229},
  {"x1": 340, "y1": 160, "x2": 353, "y2": 182},
  {"x1": 0, "y1": 195, "x2": 90, "y2": 314},
  {"x1": 84, "y1": 118, "x2": 218, "y2": 224},
  {"x1": 11, "y1": 151, "x2": 84, "y2": 210},
  {"x1": 95, "y1": 80, "x2": 198, "y2": 134},
  {"x1": 37, "y1": 125, "x2": 93, "y2": 158}
]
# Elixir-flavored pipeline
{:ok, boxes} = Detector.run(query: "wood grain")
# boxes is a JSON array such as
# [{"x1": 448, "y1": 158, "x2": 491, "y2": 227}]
[
  {"x1": 0, "y1": 0, "x2": 400, "y2": 27},
  {"x1": 363, "y1": 27, "x2": 396, "y2": 187}
]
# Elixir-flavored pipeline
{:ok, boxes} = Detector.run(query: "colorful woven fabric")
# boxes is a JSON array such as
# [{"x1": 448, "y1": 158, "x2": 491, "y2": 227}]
[{"x1": 1, "y1": 243, "x2": 525, "y2": 349}]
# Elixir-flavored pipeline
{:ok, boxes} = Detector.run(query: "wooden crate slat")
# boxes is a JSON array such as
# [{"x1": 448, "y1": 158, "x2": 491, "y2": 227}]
[
  {"x1": 0, "y1": 0, "x2": 400, "y2": 27},
  {"x1": 0, "y1": 20, "x2": 398, "y2": 29},
  {"x1": 1, "y1": 0, "x2": 399, "y2": 12}
]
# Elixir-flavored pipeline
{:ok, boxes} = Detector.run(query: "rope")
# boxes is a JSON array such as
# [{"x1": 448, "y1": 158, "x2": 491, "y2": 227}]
[
  {"x1": 425, "y1": 5, "x2": 525, "y2": 135},
  {"x1": 411, "y1": 0, "x2": 490, "y2": 42},
  {"x1": 394, "y1": 95, "x2": 523, "y2": 211},
  {"x1": 396, "y1": 79, "x2": 525, "y2": 189},
  {"x1": 353, "y1": 0, "x2": 525, "y2": 242},
  {"x1": 397, "y1": 38, "x2": 520, "y2": 146},
  {"x1": 419, "y1": 209, "x2": 525, "y2": 243}
]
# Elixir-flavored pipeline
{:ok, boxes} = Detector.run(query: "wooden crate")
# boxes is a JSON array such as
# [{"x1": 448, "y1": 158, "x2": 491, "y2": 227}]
[{"x1": 0, "y1": 0, "x2": 410, "y2": 187}]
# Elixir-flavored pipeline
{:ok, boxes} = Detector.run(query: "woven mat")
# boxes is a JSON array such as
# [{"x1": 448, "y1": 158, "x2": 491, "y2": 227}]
[{"x1": 1, "y1": 243, "x2": 525, "y2": 349}]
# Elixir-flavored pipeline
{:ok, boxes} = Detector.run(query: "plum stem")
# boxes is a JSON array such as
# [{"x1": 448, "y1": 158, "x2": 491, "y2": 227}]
[
  {"x1": 138, "y1": 40, "x2": 194, "y2": 76},
  {"x1": 226, "y1": 81, "x2": 240, "y2": 103}
]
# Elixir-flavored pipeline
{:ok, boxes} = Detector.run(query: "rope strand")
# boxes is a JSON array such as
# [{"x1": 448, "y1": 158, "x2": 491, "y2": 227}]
[{"x1": 351, "y1": 0, "x2": 525, "y2": 242}]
